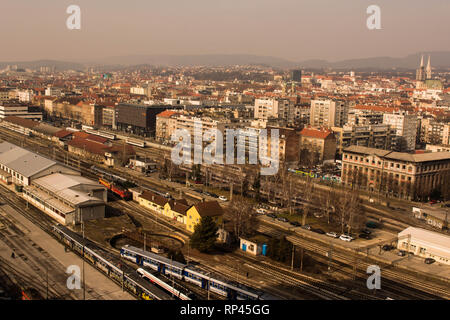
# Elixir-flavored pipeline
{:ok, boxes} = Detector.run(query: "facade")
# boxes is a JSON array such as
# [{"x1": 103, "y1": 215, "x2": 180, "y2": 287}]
[
  {"x1": 23, "y1": 173, "x2": 106, "y2": 225},
  {"x1": 347, "y1": 108, "x2": 384, "y2": 125},
  {"x1": 45, "y1": 87, "x2": 62, "y2": 97},
  {"x1": 299, "y1": 127, "x2": 336, "y2": 163},
  {"x1": 115, "y1": 103, "x2": 169, "y2": 136},
  {"x1": 398, "y1": 227, "x2": 450, "y2": 265},
  {"x1": 254, "y1": 98, "x2": 295, "y2": 123},
  {"x1": 332, "y1": 124, "x2": 395, "y2": 155},
  {"x1": 240, "y1": 236, "x2": 268, "y2": 256},
  {"x1": 290, "y1": 70, "x2": 302, "y2": 82},
  {"x1": 420, "y1": 118, "x2": 450, "y2": 146},
  {"x1": 341, "y1": 145, "x2": 450, "y2": 199},
  {"x1": 102, "y1": 106, "x2": 116, "y2": 129},
  {"x1": 383, "y1": 112, "x2": 418, "y2": 151},
  {"x1": 163, "y1": 199, "x2": 189, "y2": 224},
  {"x1": 186, "y1": 201, "x2": 224, "y2": 233},
  {"x1": 310, "y1": 99, "x2": 353, "y2": 128},
  {"x1": 155, "y1": 110, "x2": 180, "y2": 141},
  {"x1": 0, "y1": 102, "x2": 43, "y2": 121},
  {"x1": 138, "y1": 190, "x2": 169, "y2": 215}
]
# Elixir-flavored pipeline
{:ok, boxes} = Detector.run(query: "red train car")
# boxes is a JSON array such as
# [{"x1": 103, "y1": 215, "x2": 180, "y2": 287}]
[{"x1": 99, "y1": 178, "x2": 131, "y2": 200}]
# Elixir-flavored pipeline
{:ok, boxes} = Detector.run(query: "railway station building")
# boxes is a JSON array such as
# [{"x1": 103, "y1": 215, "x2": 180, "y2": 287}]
[
  {"x1": 23, "y1": 173, "x2": 107, "y2": 225},
  {"x1": 0, "y1": 141, "x2": 78, "y2": 186}
]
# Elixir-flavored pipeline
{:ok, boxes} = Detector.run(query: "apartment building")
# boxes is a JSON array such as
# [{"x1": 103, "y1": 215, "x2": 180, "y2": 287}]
[
  {"x1": 155, "y1": 110, "x2": 180, "y2": 141},
  {"x1": 383, "y1": 112, "x2": 418, "y2": 151},
  {"x1": 310, "y1": 99, "x2": 353, "y2": 128},
  {"x1": 347, "y1": 108, "x2": 384, "y2": 125},
  {"x1": 332, "y1": 124, "x2": 395, "y2": 155},
  {"x1": 254, "y1": 98, "x2": 295, "y2": 124},
  {"x1": 299, "y1": 127, "x2": 336, "y2": 162},
  {"x1": 341, "y1": 145, "x2": 450, "y2": 199},
  {"x1": 420, "y1": 118, "x2": 450, "y2": 146},
  {"x1": 102, "y1": 106, "x2": 117, "y2": 129}
]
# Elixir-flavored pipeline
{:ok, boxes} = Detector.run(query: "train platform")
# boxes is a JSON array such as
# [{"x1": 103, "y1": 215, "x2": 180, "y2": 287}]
[{"x1": 0, "y1": 203, "x2": 135, "y2": 300}]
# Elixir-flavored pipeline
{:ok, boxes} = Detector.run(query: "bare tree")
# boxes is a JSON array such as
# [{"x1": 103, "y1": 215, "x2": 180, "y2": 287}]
[
  {"x1": 301, "y1": 176, "x2": 315, "y2": 226},
  {"x1": 227, "y1": 196, "x2": 257, "y2": 239},
  {"x1": 336, "y1": 190, "x2": 364, "y2": 234}
]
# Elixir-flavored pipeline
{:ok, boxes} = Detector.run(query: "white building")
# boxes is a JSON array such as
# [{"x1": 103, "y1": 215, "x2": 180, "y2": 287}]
[
  {"x1": 383, "y1": 112, "x2": 418, "y2": 151},
  {"x1": 45, "y1": 87, "x2": 62, "y2": 97},
  {"x1": 0, "y1": 103, "x2": 43, "y2": 120},
  {"x1": 254, "y1": 98, "x2": 295, "y2": 124},
  {"x1": 310, "y1": 99, "x2": 353, "y2": 128},
  {"x1": 398, "y1": 227, "x2": 450, "y2": 265},
  {"x1": 0, "y1": 141, "x2": 78, "y2": 186},
  {"x1": 23, "y1": 173, "x2": 107, "y2": 225},
  {"x1": 18, "y1": 90, "x2": 34, "y2": 102}
]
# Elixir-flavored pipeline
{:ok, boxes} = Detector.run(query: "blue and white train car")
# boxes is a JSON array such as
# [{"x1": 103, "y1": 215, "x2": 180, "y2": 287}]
[{"x1": 121, "y1": 245, "x2": 185, "y2": 279}]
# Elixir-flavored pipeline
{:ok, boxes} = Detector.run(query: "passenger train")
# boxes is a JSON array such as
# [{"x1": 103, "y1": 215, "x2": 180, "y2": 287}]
[
  {"x1": 120, "y1": 245, "x2": 276, "y2": 300},
  {"x1": 52, "y1": 224, "x2": 173, "y2": 301},
  {"x1": 126, "y1": 139, "x2": 145, "y2": 148}
]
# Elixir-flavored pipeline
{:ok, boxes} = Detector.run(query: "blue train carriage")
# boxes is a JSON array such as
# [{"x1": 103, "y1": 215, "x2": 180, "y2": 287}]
[
  {"x1": 120, "y1": 245, "x2": 185, "y2": 279},
  {"x1": 183, "y1": 266, "x2": 208, "y2": 288}
]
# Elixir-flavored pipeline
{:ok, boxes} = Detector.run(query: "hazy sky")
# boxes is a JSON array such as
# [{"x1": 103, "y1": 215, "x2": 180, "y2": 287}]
[{"x1": 1, "y1": 0, "x2": 449, "y2": 62}]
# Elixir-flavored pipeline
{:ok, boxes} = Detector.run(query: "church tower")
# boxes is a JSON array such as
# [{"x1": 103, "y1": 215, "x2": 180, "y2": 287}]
[
  {"x1": 426, "y1": 55, "x2": 432, "y2": 79},
  {"x1": 416, "y1": 55, "x2": 425, "y2": 81}
]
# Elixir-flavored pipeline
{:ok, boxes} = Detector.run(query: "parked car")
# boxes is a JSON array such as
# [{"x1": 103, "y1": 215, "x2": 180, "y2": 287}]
[
  {"x1": 290, "y1": 221, "x2": 301, "y2": 227},
  {"x1": 359, "y1": 233, "x2": 371, "y2": 240},
  {"x1": 203, "y1": 191, "x2": 212, "y2": 196},
  {"x1": 360, "y1": 229, "x2": 372, "y2": 235},
  {"x1": 397, "y1": 250, "x2": 407, "y2": 257},
  {"x1": 218, "y1": 196, "x2": 228, "y2": 201},
  {"x1": 301, "y1": 225, "x2": 311, "y2": 230},
  {"x1": 382, "y1": 244, "x2": 394, "y2": 251},
  {"x1": 312, "y1": 228, "x2": 325, "y2": 234},
  {"x1": 313, "y1": 212, "x2": 324, "y2": 218},
  {"x1": 266, "y1": 214, "x2": 277, "y2": 219},
  {"x1": 210, "y1": 193, "x2": 219, "y2": 198},
  {"x1": 366, "y1": 221, "x2": 379, "y2": 229},
  {"x1": 256, "y1": 208, "x2": 267, "y2": 214},
  {"x1": 424, "y1": 258, "x2": 435, "y2": 264},
  {"x1": 277, "y1": 217, "x2": 289, "y2": 223},
  {"x1": 339, "y1": 234, "x2": 353, "y2": 242},
  {"x1": 326, "y1": 232, "x2": 339, "y2": 238}
]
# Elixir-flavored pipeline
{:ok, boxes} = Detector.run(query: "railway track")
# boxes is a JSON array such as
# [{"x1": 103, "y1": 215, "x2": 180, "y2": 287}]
[
  {"x1": 276, "y1": 227, "x2": 450, "y2": 300},
  {"x1": 1, "y1": 126, "x2": 448, "y2": 300}
]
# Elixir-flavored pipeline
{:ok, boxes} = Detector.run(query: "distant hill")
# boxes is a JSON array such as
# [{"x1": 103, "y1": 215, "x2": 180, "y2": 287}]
[
  {"x1": 0, "y1": 60, "x2": 84, "y2": 71},
  {"x1": 94, "y1": 52, "x2": 450, "y2": 69},
  {"x1": 2, "y1": 51, "x2": 450, "y2": 70},
  {"x1": 300, "y1": 52, "x2": 450, "y2": 69},
  {"x1": 89, "y1": 54, "x2": 298, "y2": 68}
]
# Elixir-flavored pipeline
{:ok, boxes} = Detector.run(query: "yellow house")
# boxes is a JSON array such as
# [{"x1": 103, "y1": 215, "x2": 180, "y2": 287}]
[
  {"x1": 186, "y1": 201, "x2": 224, "y2": 233},
  {"x1": 138, "y1": 191, "x2": 168, "y2": 215},
  {"x1": 163, "y1": 199, "x2": 190, "y2": 224}
]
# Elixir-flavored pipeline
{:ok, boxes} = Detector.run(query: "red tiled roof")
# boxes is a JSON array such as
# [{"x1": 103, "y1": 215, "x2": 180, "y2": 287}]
[
  {"x1": 139, "y1": 191, "x2": 169, "y2": 207},
  {"x1": 67, "y1": 137, "x2": 109, "y2": 155},
  {"x1": 73, "y1": 131, "x2": 90, "y2": 139},
  {"x1": 2, "y1": 116, "x2": 39, "y2": 129},
  {"x1": 54, "y1": 129, "x2": 73, "y2": 138},
  {"x1": 193, "y1": 201, "x2": 224, "y2": 218},
  {"x1": 86, "y1": 134, "x2": 108, "y2": 144},
  {"x1": 157, "y1": 110, "x2": 179, "y2": 118},
  {"x1": 300, "y1": 127, "x2": 332, "y2": 139}
]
